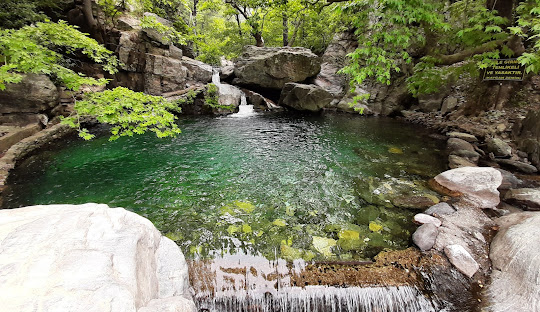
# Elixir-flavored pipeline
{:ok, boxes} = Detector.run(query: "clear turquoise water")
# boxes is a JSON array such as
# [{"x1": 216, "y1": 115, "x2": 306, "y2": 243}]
[{"x1": 3, "y1": 113, "x2": 445, "y2": 260}]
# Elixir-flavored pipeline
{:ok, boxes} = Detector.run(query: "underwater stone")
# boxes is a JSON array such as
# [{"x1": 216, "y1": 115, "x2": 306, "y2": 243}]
[
  {"x1": 412, "y1": 224, "x2": 438, "y2": 251},
  {"x1": 444, "y1": 244, "x2": 479, "y2": 278}
]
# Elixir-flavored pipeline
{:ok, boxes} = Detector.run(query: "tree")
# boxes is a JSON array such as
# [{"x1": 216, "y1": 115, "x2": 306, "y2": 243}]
[
  {"x1": 338, "y1": 0, "x2": 540, "y2": 110},
  {"x1": 224, "y1": 0, "x2": 271, "y2": 46},
  {"x1": 0, "y1": 21, "x2": 181, "y2": 140}
]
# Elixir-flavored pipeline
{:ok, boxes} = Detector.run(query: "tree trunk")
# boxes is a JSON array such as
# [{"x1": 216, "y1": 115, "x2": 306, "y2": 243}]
[
  {"x1": 254, "y1": 32, "x2": 264, "y2": 47},
  {"x1": 236, "y1": 14, "x2": 243, "y2": 36},
  {"x1": 486, "y1": 0, "x2": 514, "y2": 23},
  {"x1": 282, "y1": 13, "x2": 289, "y2": 46},
  {"x1": 81, "y1": 0, "x2": 104, "y2": 43}
]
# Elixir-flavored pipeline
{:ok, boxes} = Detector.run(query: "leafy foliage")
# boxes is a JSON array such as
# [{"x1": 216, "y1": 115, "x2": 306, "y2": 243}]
[
  {"x1": 140, "y1": 14, "x2": 187, "y2": 45},
  {"x1": 63, "y1": 87, "x2": 182, "y2": 140},
  {"x1": 340, "y1": 0, "x2": 540, "y2": 101},
  {"x1": 0, "y1": 0, "x2": 61, "y2": 29},
  {"x1": 0, "y1": 21, "x2": 118, "y2": 91}
]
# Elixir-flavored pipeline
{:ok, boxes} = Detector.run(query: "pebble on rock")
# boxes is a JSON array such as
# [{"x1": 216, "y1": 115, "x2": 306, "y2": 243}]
[
  {"x1": 412, "y1": 223, "x2": 439, "y2": 251},
  {"x1": 413, "y1": 213, "x2": 442, "y2": 227},
  {"x1": 444, "y1": 244, "x2": 479, "y2": 278}
]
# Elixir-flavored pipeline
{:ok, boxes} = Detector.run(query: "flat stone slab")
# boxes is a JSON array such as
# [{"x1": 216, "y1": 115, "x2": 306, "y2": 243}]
[
  {"x1": 447, "y1": 132, "x2": 478, "y2": 143},
  {"x1": 444, "y1": 244, "x2": 479, "y2": 278},
  {"x1": 503, "y1": 188, "x2": 540, "y2": 210}
]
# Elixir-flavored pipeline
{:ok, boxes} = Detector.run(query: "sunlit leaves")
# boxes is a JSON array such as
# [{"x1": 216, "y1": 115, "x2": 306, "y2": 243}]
[
  {"x1": 63, "y1": 87, "x2": 182, "y2": 140},
  {"x1": 0, "y1": 21, "x2": 118, "y2": 90}
]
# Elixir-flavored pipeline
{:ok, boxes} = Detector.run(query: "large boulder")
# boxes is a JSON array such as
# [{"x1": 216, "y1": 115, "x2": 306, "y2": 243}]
[
  {"x1": 278, "y1": 83, "x2": 333, "y2": 112},
  {"x1": 488, "y1": 212, "x2": 540, "y2": 312},
  {"x1": 0, "y1": 74, "x2": 59, "y2": 114},
  {"x1": 0, "y1": 204, "x2": 195, "y2": 312},
  {"x1": 433, "y1": 167, "x2": 503, "y2": 209},
  {"x1": 233, "y1": 46, "x2": 321, "y2": 90}
]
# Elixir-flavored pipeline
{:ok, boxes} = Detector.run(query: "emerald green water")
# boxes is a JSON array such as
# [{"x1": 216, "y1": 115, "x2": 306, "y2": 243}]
[{"x1": 3, "y1": 113, "x2": 445, "y2": 260}]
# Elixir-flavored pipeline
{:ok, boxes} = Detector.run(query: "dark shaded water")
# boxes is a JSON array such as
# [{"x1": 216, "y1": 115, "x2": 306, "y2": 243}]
[{"x1": 3, "y1": 113, "x2": 445, "y2": 261}]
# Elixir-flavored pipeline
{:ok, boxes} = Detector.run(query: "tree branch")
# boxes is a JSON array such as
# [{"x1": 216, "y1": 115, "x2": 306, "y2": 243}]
[{"x1": 434, "y1": 38, "x2": 508, "y2": 65}]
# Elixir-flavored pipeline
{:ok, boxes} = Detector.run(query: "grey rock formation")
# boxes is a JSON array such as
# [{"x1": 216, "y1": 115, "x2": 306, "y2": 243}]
[
  {"x1": 495, "y1": 159, "x2": 538, "y2": 174},
  {"x1": 434, "y1": 206, "x2": 493, "y2": 278},
  {"x1": 412, "y1": 223, "x2": 439, "y2": 251},
  {"x1": 503, "y1": 188, "x2": 540, "y2": 210},
  {"x1": 448, "y1": 155, "x2": 477, "y2": 169},
  {"x1": 444, "y1": 244, "x2": 479, "y2": 278},
  {"x1": 488, "y1": 212, "x2": 540, "y2": 312},
  {"x1": 424, "y1": 202, "x2": 456, "y2": 216},
  {"x1": 0, "y1": 74, "x2": 59, "y2": 125},
  {"x1": 486, "y1": 137, "x2": 512, "y2": 158},
  {"x1": 447, "y1": 138, "x2": 475, "y2": 153},
  {"x1": 278, "y1": 83, "x2": 333, "y2": 112},
  {"x1": 234, "y1": 46, "x2": 321, "y2": 90},
  {"x1": 434, "y1": 167, "x2": 502, "y2": 209},
  {"x1": 496, "y1": 168, "x2": 522, "y2": 190},
  {"x1": 142, "y1": 12, "x2": 174, "y2": 46},
  {"x1": 314, "y1": 32, "x2": 357, "y2": 97},
  {"x1": 0, "y1": 204, "x2": 196, "y2": 312},
  {"x1": 440, "y1": 96, "x2": 458, "y2": 115},
  {"x1": 514, "y1": 109, "x2": 540, "y2": 170},
  {"x1": 447, "y1": 132, "x2": 478, "y2": 143},
  {"x1": 114, "y1": 16, "x2": 212, "y2": 96}
]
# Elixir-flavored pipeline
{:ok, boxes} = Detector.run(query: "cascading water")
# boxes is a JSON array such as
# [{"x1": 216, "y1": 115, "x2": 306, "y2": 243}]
[
  {"x1": 212, "y1": 68, "x2": 256, "y2": 118},
  {"x1": 190, "y1": 254, "x2": 440, "y2": 312}
]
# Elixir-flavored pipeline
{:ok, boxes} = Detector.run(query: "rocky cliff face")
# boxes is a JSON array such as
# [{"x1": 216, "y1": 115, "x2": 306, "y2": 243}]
[
  {"x1": 0, "y1": 203, "x2": 196, "y2": 312},
  {"x1": 112, "y1": 14, "x2": 212, "y2": 96}
]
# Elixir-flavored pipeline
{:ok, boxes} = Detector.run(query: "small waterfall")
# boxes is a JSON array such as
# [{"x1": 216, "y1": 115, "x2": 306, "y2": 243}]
[
  {"x1": 231, "y1": 93, "x2": 257, "y2": 118},
  {"x1": 190, "y1": 255, "x2": 441, "y2": 312},
  {"x1": 212, "y1": 68, "x2": 256, "y2": 117}
]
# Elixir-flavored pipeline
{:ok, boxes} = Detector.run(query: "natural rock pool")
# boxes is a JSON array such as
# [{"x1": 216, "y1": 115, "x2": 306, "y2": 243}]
[{"x1": 3, "y1": 112, "x2": 445, "y2": 262}]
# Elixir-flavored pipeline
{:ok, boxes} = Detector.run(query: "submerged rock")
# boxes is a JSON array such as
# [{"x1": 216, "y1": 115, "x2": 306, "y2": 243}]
[
  {"x1": 0, "y1": 204, "x2": 195, "y2": 312},
  {"x1": 443, "y1": 244, "x2": 479, "y2": 278},
  {"x1": 433, "y1": 167, "x2": 502, "y2": 209},
  {"x1": 488, "y1": 212, "x2": 540, "y2": 312},
  {"x1": 233, "y1": 46, "x2": 321, "y2": 90}
]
